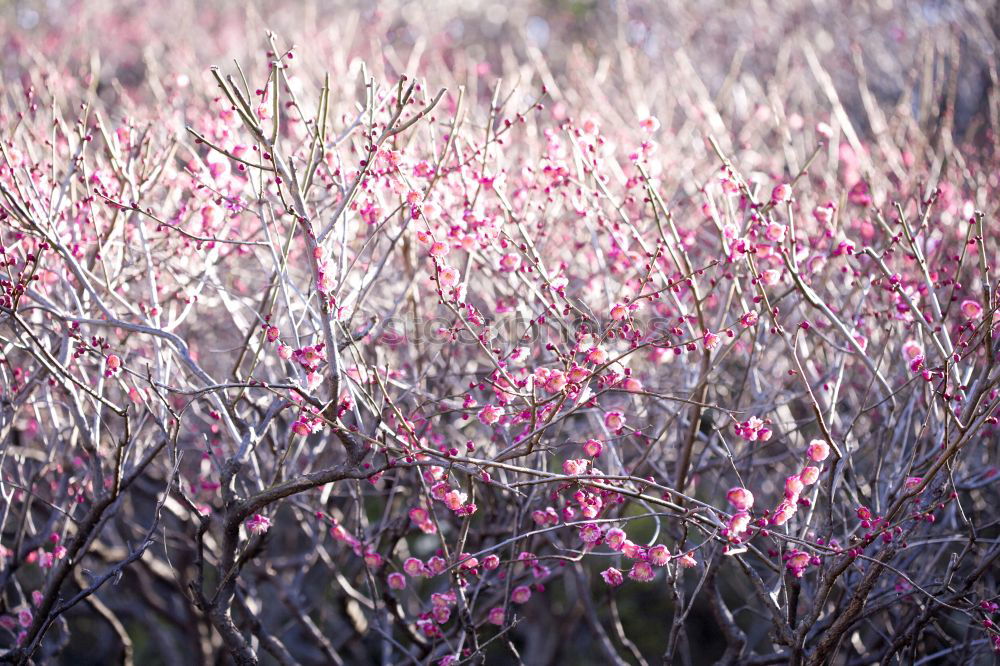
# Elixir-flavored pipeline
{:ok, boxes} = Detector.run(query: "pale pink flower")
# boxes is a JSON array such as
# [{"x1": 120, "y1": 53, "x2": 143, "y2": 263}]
[
  {"x1": 764, "y1": 222, "x2": 787, "y2": 243},
  {"x1": 961, "y1": 299, "x2": 983, "y2": 319},
  {"x1": 771, "y1": 183, "x2": 792, "y2": 204},
  {"x1": 604, "y1": 411, "x2": 625, "y2": 431},
  {"x1": 726, "y1": 512, "x2": 751, "y2": 541},
  {"x1": 677, "y1": 552, "x2": 698, "y2": 569},
  {"x1": 726, "y1": 487, "x2": 754, "y2": 511},
  {"x1": 639, "y1": 116, "x2": 660, "y2": 132},
  {"x1": 629, "y1": 561, "x2": 655, "y2": 582},
  {"x1": 784, "y1": 475, "x2": 804, "y2": 499},
  {"x1": 403, "y1": 557, "x2": 425, "y2": 577},
  {"x1": 807, "y1": 439, "x2": 830, "y2": 462},
  {"x1": 601, "y1": 567, "x2": 624, "y2": 586},
  {"x1": 488, "y1": 606, "x2": 505, "y2": 625},
  {"x1": 439, "y1": 265, "x2": 460, "y2": 287},
  {"x1": 800, "y1": 466, "x2": 820, "y2": 485},
  {"x1": 478, "y1": 404, "x2": 504, "y2": 425},
  {"x1": 648, "y1": 544, "x2": 671, "y2": 566},
  {"x1": 605, "y1": 528, "x2": 627, "y2": 551},
  {"x1": 245, "y1": 514, "x2": 271, "y2": 536},
  {"x1": 579, "y1": 523, "x2": 603, "y2": 544}
]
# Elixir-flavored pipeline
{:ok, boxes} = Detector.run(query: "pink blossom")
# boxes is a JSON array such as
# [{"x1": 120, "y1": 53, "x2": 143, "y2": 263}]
[
  {"x1": 961, "y1": 299, "x2": 983, "y2": 319},
  {"x1": 648, "y1": 544, "x2": 671, "y2": 566},
  {"x1": 807, "y1": 439, "x2": 831, "y2": 462},
  {"x1": 784, "y1": 475, "x2": 804, "y2": 499},
  {"x1": 771, "y1": 183, "x2": 792, "y2": 204},
  {"x1": 439, "y1": 265, "x2": 460, "y2": 287},
  {"x1": 387, "y1": 573, "x2": 407, "y2": 590},
  {"x1": 600, "y1": 567, "x2": 624, "y2": 586},
  {"x1": 478, "y1": 404, "x2": 504, "y2": 425},
  {"x1": 579, "y1": 523, "x2": 603, "y2": 544},
  {"x1": 487, "y1": 606, "x2": 505, "y2": 625},
  {"x1": 605, "y1": 528, "x2": 627, "y2": 551},
  {"x1": 511, "y1": 585, "x2": 532, "y2": 604},
  {"x1": 628, "y1": 561, "x2": 655, "y2": 582},
  {"x1": 245, "y1": 514, "x2": 271, "y2": 535},
  {"x1": 726, "y1": 487, "x2": 754, "y2": 511},
  {"x1": 677, "y1": 552, "x2": 698, "y2": 569},
  {"x1": 604, "y1": 411, "x2": 625, "y2": 431},
  {"x1": 583, "y1": 439, "x2": 603, "y2": 457},
  {"x1": 403, "y1": 557, "x2": 425, "y2": 577},
  {"x1": 726, "y1": 512, "x2": 751, "y2": 541},
  {"x1": 800, "y1": 466, "x2": 820, "y2": 485},
  {"x1": 639, "y1": 116, "x2": 660, "y2": 132}
]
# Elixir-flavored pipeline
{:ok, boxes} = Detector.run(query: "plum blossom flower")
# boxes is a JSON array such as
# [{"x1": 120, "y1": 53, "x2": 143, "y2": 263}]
[
  {"x1": 478, "y1": 404, "x2": 504, "y2": 425},
  {"x1": 245, "y1": 514, "x2": 271, "y2": 535},
  {"x1": 771, "y1": 183, "x2": 792, "y2": 204},
  {"x1": 639, "y1": 116, "x2": 660, "y2": 132},
  {"x1": 726, "y1": 512, "x2": 752, "y2": 541},
  {"x1": 648, "y1": 544, "x2": 671, "y2": 566},
  {"x1": 488, "y1": 607, "x2": 505, "y2": 625},
  {"x1": 579, "y1": 523, "x2": 603, "y2": 544},
  {"x1": 105, "y1": 354, "x2": 122, "y2": 376},
  {"x1": 498, "y1": 253, "x2": 520, "y2": 271},
  {"x1": 764, "y1": 222, "x2": 787, "y2": 242},
  {"x1": 511, "y1": 585, "x2": 532, "y2": 604},
  {"x1": 605, "y1": 528, "x2": 627, "y2": 551},
  {"x1": 629, "y1": 561, "x2": 655, "y2": 582},
  {"x1": 583, "y1": 439, "x2": 603, "y2": 457},
  {"x1": 961, "y1": 299, "x2": 983, "y2": 319},
  {"x1": 901, "y1": 340, "x2": 923, "y2": 361},
  {"x1": 807, "y1": 439, "x2": 830, "y2": 462},
  {"x1": 586, "y1": 346, "x2": 608, "y2": 364},
  {"x1": 800, "y1": 466, "x2": 820, "y2": 485},
  {"x1": 403, "y1": 557, "x2": 426, "y2": 577},
  {"x1": 677, "y1": 552, "x2": 698, "y2": 568},
  {"x1": 727, "y1": 487, "x2": 754, "y2": 511},
  {"x1": 784, "y1": 474, "x2": 804, "y2": 499},
  {"x1": 439, "y1": 265, "x2": 460, "y2": 287},
  {"x1": 604, "y1": 411, "x2": 625, "y2": 431},
  {"x1": 601, "y1": 567, "x2": 624, "y2": 586},
  {"x1": 387, "y1": 573, "x2": 407, "y2": 590},
  {"x1": 771, "y1": 501, "x2": 797, "y2": 526},
  {"x1": 785, "y1": 550, "x2": 811, "y2": 578}
]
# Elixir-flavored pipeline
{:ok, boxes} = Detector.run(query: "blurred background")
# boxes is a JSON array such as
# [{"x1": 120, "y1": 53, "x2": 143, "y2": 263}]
[{"x1": 1, "y1": 0, "x2": 998, "y2": 139}]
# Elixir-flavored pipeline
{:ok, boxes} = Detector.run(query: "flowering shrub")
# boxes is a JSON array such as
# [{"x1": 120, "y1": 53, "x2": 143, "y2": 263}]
[{"x1": 1, "y1": 1, "x2": 999, "y2": 664}]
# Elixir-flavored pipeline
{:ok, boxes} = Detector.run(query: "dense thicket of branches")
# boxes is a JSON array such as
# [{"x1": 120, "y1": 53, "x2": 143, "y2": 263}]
[{"x1": 1, "y1": 1, "x2": 999, "y2": 664}]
